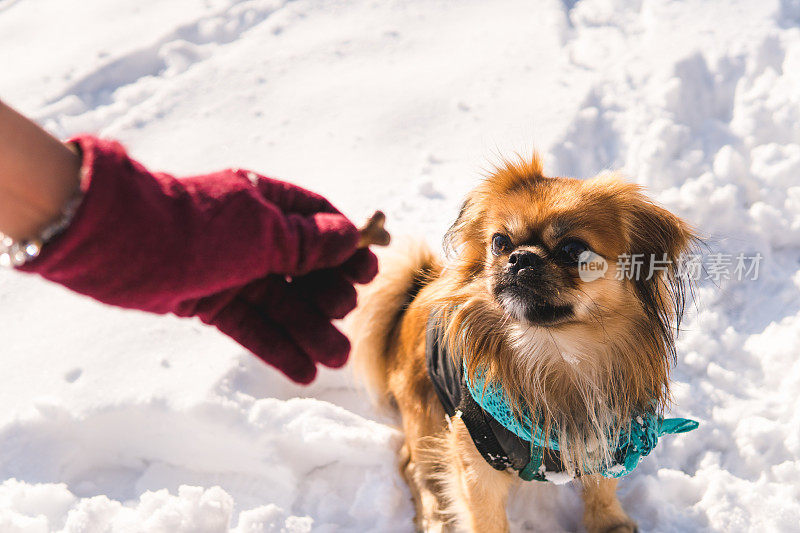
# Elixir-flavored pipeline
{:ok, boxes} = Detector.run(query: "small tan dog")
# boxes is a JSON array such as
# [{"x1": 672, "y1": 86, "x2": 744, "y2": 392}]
[{"x1": 349, "y1": 156, "x2": 694, "y2": 532}]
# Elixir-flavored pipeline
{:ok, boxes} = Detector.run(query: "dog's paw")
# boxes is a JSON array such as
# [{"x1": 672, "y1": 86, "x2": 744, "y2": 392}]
[
  {"x1": 584, "y1": 514, "x2": 638, "y2": 533},
  {"x1": 600, "y1": 521, "x2": 638, "y2": 533}
]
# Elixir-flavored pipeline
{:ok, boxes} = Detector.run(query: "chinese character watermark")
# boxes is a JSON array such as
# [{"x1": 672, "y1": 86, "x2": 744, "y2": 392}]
[{"x1": 580, "y1": 252, "x2": 763, "y2": 282}]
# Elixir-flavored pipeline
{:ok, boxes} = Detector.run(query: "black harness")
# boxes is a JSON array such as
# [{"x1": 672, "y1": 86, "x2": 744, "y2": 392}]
[{"x1": 425, "y1": 313, "x2": 567, "y2": 480}]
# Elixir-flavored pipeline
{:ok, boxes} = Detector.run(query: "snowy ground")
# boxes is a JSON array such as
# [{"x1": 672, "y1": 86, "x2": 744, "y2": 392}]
[{"x1": 2, "y1": 0, "x2": 800, "y2": 531}]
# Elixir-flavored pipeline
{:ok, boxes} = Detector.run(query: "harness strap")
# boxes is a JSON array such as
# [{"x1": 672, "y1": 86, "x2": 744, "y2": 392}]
[
  {"x1": 519, "y1": 424, "x2": 546, "y2": 481},
  {"x1": 456, "y1": 381, "x2": 514, "y2": 471},
  {"x1": 426, "y1": 312, "x2": 519, "y2": 471},
  {"x1": 519, "y1": 444, "x2": 545, "y2": 481}
]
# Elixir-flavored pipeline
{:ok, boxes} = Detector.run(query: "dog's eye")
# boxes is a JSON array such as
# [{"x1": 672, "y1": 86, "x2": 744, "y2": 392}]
[
  {"x1": 491, "y1": 233, "x2": 513, "y2": 255},
  {"x1": 558, "y1": 239, "x2": 590, "y2": 265}
]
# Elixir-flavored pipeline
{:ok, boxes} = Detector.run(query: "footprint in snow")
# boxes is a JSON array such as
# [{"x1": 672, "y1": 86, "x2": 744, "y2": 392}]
[{"x1": 64, "y1": 368, "x2": 83, "y2": 383}]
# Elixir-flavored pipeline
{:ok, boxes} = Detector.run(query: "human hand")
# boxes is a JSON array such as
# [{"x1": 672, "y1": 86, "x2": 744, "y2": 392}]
[{"x1": 20, "y1": 136, "x2": 382, "y2": 383}]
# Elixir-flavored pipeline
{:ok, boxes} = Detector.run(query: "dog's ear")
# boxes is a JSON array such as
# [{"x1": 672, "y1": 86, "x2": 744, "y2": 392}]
[
  {"x1": 628, "y1": 200, "x2": 693, "y2": 270},
  {"x1": 443, "y1": 197, "x2": 474, "y2": 256},
  {"x1": 626, "y1": 197, "x2": 696, "y2": 359},
  {"x1": 443, "y1": 194, "x2": 486, "y2": 278}
]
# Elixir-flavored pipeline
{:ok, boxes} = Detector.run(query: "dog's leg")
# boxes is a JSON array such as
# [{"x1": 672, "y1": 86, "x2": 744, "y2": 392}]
[
  {"x1": 445, "y1": 416, "x2": 513, "y2": 533},
  {"x1": 399, "y1": 441, "x2": 450, "y2": 532},
  {"x1": 581, "y1": 475, "x2": 638, "y2": 533}
]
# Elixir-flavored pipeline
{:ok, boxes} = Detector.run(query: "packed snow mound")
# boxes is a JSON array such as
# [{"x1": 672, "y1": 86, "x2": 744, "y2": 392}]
[{"x1": 2, "y1": 0, "x2": 800, "y2": 531}]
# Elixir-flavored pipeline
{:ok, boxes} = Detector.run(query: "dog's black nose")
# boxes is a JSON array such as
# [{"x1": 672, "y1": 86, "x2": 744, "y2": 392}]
[{"x1": 508, "y1": 250, "x2": 544, "y2": 275}]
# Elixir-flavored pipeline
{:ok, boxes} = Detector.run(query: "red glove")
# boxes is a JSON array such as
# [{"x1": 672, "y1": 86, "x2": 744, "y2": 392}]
[{"x1": 19, "y1": 136, "x2": 377, "y2": 383}]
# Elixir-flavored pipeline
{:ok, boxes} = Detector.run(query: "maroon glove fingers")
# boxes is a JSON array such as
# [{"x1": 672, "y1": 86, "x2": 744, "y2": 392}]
[
  {"x1": 176, "y1": 176, "x2": 360, "y2": 279},
  {"x1": 244, "y1": 277, "x2": 351, "y2": 369},
  {"x1": 210, "y1": 296, "x2": 318, "y2": 384},
  {"x1": 292, "y1": 270, "x2": 357, "y2": 320},
  {"x1": 246, "y1": 172, "x2": 340, "y2": 215},
  {"x1": 287, "y1": 250, "x2": 379, "y2": 319},
  {"x1": 281, "y1": 212, "x2": 360, "y2": 276},
  {"x1": 338, "y1": 248, "x2": 379, "y2": 284}
]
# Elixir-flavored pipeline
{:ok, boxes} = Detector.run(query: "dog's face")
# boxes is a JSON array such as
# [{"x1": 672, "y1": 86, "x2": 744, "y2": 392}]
[
  {"x1": 486, "y1": 175, "x2": 645, "y2": 328},
  {"x1": 486, "y1": 179, "x2": 625, "y2": 326},
  {"x1": 447, "y1": 158, "x2": 693, "y2": 336}
]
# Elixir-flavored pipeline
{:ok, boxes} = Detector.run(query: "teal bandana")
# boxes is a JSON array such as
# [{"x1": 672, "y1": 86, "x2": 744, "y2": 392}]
[{"x1": 463, "y1": 361, "x2": 698, "y2": 481}]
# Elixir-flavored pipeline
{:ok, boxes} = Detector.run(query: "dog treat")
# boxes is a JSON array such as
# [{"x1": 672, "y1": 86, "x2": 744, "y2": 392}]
[{"x1": 357, "y1": 210, "x2": 391, "y2": 248}]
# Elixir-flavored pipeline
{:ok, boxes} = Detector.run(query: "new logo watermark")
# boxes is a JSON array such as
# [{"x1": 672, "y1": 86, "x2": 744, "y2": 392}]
[{"x1": 578, "y1": 250, "x2": 608, "y2": 282}]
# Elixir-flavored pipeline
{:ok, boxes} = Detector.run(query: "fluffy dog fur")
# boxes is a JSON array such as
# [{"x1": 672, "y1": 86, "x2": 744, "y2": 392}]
[{"x1": 349, "y1": 155, "x2": 694, "y2": 532}]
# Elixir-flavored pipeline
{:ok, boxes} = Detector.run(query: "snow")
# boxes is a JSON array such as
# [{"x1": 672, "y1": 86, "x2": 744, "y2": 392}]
[
  {"x1": 1, "y1": 0, "x2": 800, "y2": 530},
  {"x1": 543, "y1": 471, "x2": 577, "y2": 486}
]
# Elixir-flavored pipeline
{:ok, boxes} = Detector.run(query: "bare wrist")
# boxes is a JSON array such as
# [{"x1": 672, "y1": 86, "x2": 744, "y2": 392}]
[{"x1": 0, "y1": 101, "x2": 82, "y2": 240}]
